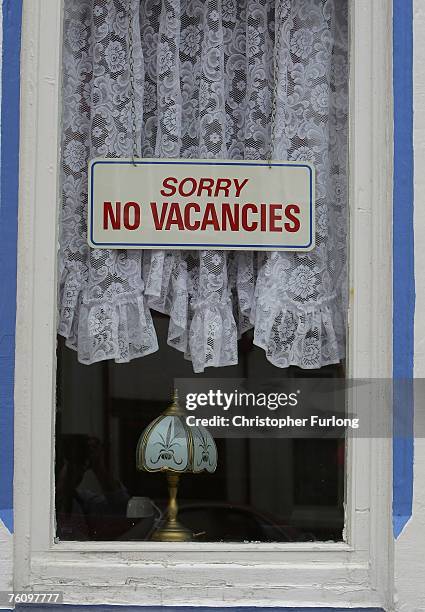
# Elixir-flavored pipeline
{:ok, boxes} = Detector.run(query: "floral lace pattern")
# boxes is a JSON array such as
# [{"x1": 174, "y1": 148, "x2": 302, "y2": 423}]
[{"x1": 59, "y1": 0, "x2": 348, "y2": 372}]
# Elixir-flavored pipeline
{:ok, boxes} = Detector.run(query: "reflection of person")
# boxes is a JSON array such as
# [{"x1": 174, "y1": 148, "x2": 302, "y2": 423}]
[{"x1": 56, "y1": 434, "x2": 129, "y2": 540}]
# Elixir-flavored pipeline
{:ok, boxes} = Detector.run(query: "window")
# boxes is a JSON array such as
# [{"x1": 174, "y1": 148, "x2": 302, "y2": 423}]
[
  {"x1": 14, "y1": 0, "x2": 393, "y2": 607},
  {"x1": 56, "y1": 0, "x2": 348, "y2": 544}
]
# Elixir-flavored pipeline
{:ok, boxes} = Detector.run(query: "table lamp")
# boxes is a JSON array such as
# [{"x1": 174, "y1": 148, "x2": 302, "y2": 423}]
[{"x1": 136, "y1": 390, "x2": 217, "y2": 541}]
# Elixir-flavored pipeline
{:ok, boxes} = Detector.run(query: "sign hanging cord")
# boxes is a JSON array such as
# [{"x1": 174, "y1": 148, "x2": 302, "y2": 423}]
[
  {"x1": 268, "y1": 0, "x2": 283, "y2": 168},
  {"x1": 128, "y1": 0, "x2": 138, "y2": 166}
]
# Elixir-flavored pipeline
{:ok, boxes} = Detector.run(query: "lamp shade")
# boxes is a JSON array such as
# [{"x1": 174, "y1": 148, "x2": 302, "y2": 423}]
[{"x1": 136, "y1": 396, "x2": 217, "y2": 474}]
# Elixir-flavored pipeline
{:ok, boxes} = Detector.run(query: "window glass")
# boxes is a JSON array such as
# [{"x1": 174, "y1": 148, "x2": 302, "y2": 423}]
[{"x1": 56, "y1": 0, "x2": 348, "y2": 543}]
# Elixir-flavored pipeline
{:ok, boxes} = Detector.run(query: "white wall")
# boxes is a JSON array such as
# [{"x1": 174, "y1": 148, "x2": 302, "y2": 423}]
[
  {"x1": 393, "y1": 2, "x2": 425, "y2": 611},
  {"x1": 0, "y1": 522, "x2": 13, "y2": 593}
]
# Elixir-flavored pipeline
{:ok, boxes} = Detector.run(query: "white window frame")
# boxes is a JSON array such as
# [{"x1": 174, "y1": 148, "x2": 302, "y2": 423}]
[{"x1": 14, "y1": 0, "x2": 394, "y2": 607}]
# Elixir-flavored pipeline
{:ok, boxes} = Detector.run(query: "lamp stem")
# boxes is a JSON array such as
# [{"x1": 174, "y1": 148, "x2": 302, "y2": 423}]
[
  {"x1": 151, "y1": 472, "x2": 192, "y2": 541},
  {"x1": 167, "y1": 472, "x2": 179, "y2": 524}
]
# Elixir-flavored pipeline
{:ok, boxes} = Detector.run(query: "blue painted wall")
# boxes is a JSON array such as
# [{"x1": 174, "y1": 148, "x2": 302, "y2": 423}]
[
  {"x1": 393, "y1": 0, "x2": 415, "y2": 537},
  {"x1": 0, "y1": 0, "x2": 22, "y2": 534}
]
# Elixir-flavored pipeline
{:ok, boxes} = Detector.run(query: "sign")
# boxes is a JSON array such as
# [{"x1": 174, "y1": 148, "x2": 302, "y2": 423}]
[{"x1": 88, "y1": 158, "x2": 315, "y2": 251}]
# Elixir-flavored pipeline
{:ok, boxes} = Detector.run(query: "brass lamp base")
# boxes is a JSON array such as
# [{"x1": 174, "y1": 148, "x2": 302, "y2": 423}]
[
  {"x1": 151, "y1": 519, "x2": 192, "y2": 542},
  {"x1": 151, "y1": 472, "x2": 192, "y2": 542}
]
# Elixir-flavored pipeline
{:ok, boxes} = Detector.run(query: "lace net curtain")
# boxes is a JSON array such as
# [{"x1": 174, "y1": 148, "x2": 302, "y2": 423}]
[{"x1": 59, "y1": 0, "x2": 348, "y2": 373}]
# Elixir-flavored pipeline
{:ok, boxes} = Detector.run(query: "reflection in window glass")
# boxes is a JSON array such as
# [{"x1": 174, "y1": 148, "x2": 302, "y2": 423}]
[{"x1": 56, "y1": 329, "x2": 345, "y2": 542}]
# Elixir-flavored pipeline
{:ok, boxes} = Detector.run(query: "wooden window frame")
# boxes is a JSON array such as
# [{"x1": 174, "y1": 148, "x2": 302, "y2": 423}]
[{"x1": 14, "y1": 0, "x2": 393, "y2": 607}]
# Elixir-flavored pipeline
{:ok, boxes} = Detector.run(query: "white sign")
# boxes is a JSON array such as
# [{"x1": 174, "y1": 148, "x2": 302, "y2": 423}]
[{"x1": 88, "y1": 158, "x2": 315, "y2": 251}]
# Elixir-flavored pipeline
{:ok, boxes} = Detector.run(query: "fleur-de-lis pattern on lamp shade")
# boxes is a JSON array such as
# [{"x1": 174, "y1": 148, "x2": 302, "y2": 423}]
[
  {"x1": 142, "y1": 417, "x2": 189, "y2": 472},
  {"x1": 137, "y1": 414, "x2": 217, "y2": 474},
  {"x1": 192, "y1": 427, "x2": 217, "y2": 473}
]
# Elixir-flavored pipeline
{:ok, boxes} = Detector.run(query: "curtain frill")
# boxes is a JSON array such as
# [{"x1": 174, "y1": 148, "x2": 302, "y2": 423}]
[
  {"x1": 58, "y1": 259, "x2": 345, "y2": 372},
  {"x1": 59, "y1": 0, "x2": 348, "y2": 373}
]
